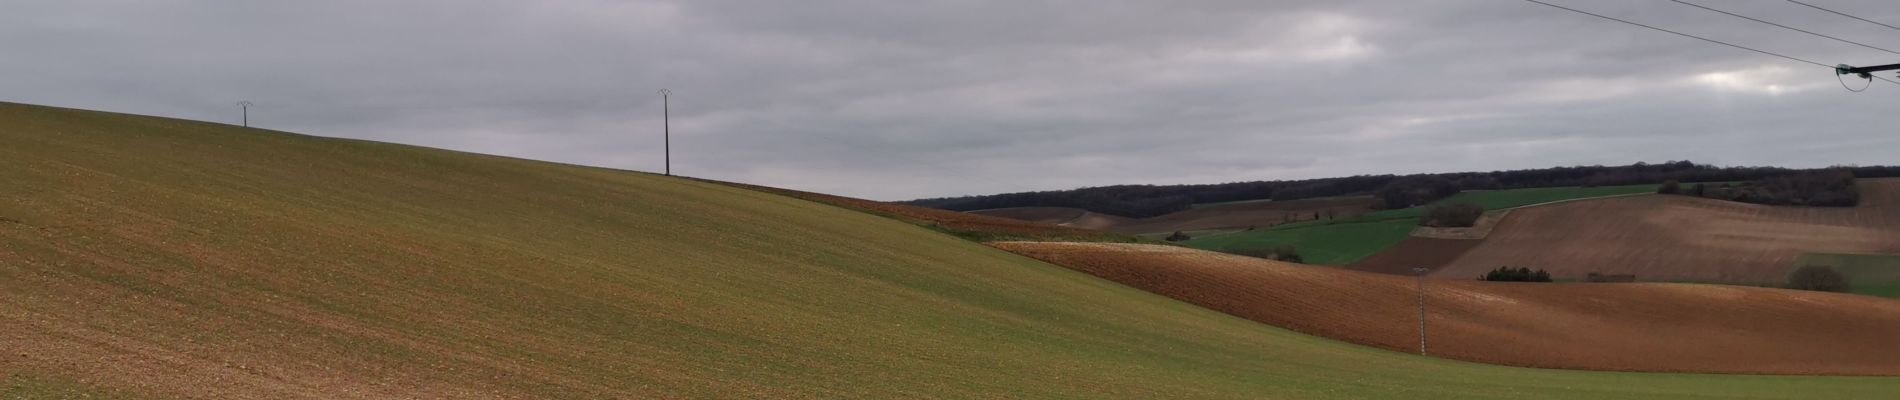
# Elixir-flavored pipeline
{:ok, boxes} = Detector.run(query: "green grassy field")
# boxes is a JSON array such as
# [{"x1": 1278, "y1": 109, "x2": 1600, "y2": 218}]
[
  {"x1": 1794, "y1": 253, "x2": 1900, "y2": 298},
  {"x1": 3, "y1": 102, "x2": 1897, "y2": 398},
  {"x1": 1182, "y1": 184, "x2": 1667, "y2": 264},
  {"x1": 1183, "y1": 219, "x2": 1418, "y2": 265}
]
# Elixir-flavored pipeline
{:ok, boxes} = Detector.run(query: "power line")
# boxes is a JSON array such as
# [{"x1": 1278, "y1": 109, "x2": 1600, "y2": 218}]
[
  {"x1": 1519, "y1": 0, "x2": 1829, "y2": 68},
  {"x1": 1668, "y1": 0, "x2": 1900, "y2": 57},
  {"x1": 1787, "y1": 0, "x2": 1900, "y2": 33},
  {"x1": 1518, "y1": 0, "x2": 1900, "y2": 86}
]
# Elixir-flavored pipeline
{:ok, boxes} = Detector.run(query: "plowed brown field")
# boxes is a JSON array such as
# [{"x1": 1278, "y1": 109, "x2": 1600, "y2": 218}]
[
  {"x1": 1435, "y1": 178, "x2": 1900, "y2": 283},
  {"x1": 1349, "y1": 237, "x2": 1480, "y2": 275},
  {"x1": 993, "y1": 241, "x2": 1900, "y2": 375},
  {"x1": 968, "y1": 206, "x2": 1088, "y2": 224}
]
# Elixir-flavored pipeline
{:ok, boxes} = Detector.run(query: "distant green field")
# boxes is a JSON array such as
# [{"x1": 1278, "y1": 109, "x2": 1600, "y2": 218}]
[
  {"x1": 1185, "y1": 184, "x2": 1668, "y2": 264},
  {"x1": 5, "y1": 102, "x2": 1899, "y2": 398},
  {"x1": 1191, "y1": 198, "x2": 1275, "y2": 208},
  {"x1": 1793, "y1": 253, "x2": 1900, "y2": 298},
  {"x1": 1185, "y1": 219, "x2": 1417, "y2": 265}
]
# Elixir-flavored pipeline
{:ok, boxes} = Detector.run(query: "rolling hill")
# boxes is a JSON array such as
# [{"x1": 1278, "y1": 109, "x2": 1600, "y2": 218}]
[
  {"x1": 1428, "y1": 181, "x2": 1900, "y2": 283},
  {"x1": 4, "y1": 102, "x2": 1899, "y2": 398},
  {"x1": 995, "y1": 242, "x2": 1900, "y2": 375}
]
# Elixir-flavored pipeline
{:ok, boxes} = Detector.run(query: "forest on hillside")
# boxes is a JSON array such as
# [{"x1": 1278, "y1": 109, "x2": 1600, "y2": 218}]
[{"x1": 906, "y1": 161, "x2": 1900, "y2": 217}]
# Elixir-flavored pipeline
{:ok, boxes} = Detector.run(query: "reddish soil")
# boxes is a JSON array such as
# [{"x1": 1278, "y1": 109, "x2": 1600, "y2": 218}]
[
  {"x1": 968, "y1": 207, "x2": 1137, "y2": 230},
  {"x1": 993, "y1": 241, "x2": 1900, "y2": 375},
  {"x1": 1436, "y1": 178, "x2": 1900, "y2": 283},
  {"x1": 969, "y1": 207, "x2": 1087, "y2": 224},
  {"x1": 1348, "y1": 237, "x2": 1481, "y2": 275}
]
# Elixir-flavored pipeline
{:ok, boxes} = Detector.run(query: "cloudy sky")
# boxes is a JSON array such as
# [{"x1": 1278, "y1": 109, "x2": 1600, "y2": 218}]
[{"x1": 6, "y1": 1, "x2": 1900, "y2": 200}]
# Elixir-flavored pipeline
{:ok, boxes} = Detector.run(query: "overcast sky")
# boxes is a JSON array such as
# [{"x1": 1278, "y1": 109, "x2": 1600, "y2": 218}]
[{"x1": 7, "y1": 1, "x2": 1900, "y2": 200}]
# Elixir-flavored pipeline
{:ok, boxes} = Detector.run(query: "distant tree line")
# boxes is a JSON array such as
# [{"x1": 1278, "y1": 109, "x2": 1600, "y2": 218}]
[
  {"x1": 1667, "y1": 170, "x2": 1861, "y2": 207},
  {"x1": 905, "y1": 161, "x2": 1900, "y2": 218}
]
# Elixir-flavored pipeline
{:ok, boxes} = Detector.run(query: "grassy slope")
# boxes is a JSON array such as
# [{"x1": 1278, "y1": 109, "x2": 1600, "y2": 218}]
[
  {"x1": 1795, "y1": 253, "x2": 1900, "y2": 298},
  {"x1": 1184, "y1": 184, "x2": 1664, "y2": 264},
  {"x1": 1, "y1": 103, "x2": 1897, "y2": 398}
]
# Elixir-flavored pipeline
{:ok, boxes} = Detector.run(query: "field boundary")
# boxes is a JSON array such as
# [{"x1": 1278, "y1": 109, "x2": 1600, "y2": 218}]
[{"x1": 1408, "y1": 192, "x2": 1655, "y2": 240}]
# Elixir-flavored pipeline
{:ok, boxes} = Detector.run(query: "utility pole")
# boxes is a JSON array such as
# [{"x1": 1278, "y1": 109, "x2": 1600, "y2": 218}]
[
  {"x1": 1413, "y1": 267, "x2": 1428, "y2": 354},
  {"x1": 1839, "y1": 63, "x2": 1900, "y2": 77},
  {"x1": 237, "y1": 101, "x2": 253, "y2": 127},
  {"x1": 658, "y1": 89, "x2": 671, "y2": 176}
]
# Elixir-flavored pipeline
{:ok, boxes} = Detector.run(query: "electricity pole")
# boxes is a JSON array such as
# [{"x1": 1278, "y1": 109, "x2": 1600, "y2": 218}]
[
  {"x1": 1411, "y1": 267, "x2": 1431, "y2": 356},
  {"x1": 658, "y1": 89, "x2": 671, "y2": 176},
  {"x1": 237, "y1": 101, "x2": 253, "y2": 127},
  {"x1": 1839, "y1": 64, "x2": 1900, "y2": 77}
]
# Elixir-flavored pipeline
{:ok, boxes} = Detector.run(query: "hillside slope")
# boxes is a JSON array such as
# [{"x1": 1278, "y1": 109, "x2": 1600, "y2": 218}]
[
  {"x1": 1436, "y1": 182, "x2": 1900, "y2": 283},
  {"x1": 995, "y1": 242, "x2": 1900, "y2": 375},
  {"x1": 2, "y1": 102, "x2": 1898, "y2": 398}
]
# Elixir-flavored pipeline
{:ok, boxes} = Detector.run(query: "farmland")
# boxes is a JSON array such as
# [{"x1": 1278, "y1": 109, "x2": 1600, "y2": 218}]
[
  {"x1": 1792, "y1": 253, "x2": 1900, "y2": 298},
  {"x1": 1180, "y1": 218, "x2": 1416, "y2": 265},
  {"x1": 972, "y1": 196, "x2": 1373, "y2": 235},
  {"x1": 1178, "y1": 184, "x2": 1665, "y2": 264},
  {"x1": 995, "y1": 242, "x2": 1900, "y2": 375},
  {"x1": 8, "y1": 102, "x2": 1900, "y2": 398},
  {"x1": 1434, "y1": 183, "x2": 1900, "y2": 283}
]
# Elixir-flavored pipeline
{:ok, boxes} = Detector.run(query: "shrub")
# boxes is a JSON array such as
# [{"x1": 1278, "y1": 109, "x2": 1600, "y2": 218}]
[
  {"x1": 1479, "y1": 266, "x2": 1553, "y2": 282},
  {"x1": 1786, "y1": 265, "x2": 1851, "y2": 292},
  {"x1": 1657, "y1": 180, "x2": 1681, "y2": 195},
  {"x1": 1585, "y1": 272, "x2": 1636, "y2": 283},
  {"x1": 1221, "y1": 245, "x2": 1303, "y2": 264},
  {"x1": 1164, "y1": 231, "x2": 1192, "y2": 242},
  {"x1": 1419, "y1": 202, "x2": 1484, "y2": 227}
]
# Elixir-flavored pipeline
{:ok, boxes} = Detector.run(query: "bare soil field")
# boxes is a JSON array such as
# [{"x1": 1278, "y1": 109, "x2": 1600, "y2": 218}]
[
  {"x1": 1349, "y1": 237, "x2": 1481, "y2": 275},
  {"x1": 972, "y1": 196, "x2": 1375, "y2": 235},
  {"x1": 968, "y1": 206, "x2": 1136, "y2": 230},
  {"x1": 968, "y1": 206, "x2": 1088, "y2": 224},
  {"x1": 993, "y1": 242, "x2": 1900, "y2": 375},
  {"x1": 1435, "y1": 178, "x2": 1900, "y2": 283}
]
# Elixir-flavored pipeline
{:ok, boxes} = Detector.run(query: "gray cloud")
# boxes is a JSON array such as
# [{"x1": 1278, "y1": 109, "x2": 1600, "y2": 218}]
[{"x1": 5, "y1": 0, "x2": 1899, "y2": 200}]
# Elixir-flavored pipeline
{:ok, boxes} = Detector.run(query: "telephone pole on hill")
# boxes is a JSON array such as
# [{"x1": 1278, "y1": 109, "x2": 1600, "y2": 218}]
[
  {"x1": 237, "y1": 101, "x2": 252, "y2": 127},
  {"x1": 658, "y1": 89, "x2": 672, "y2": 176}
]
